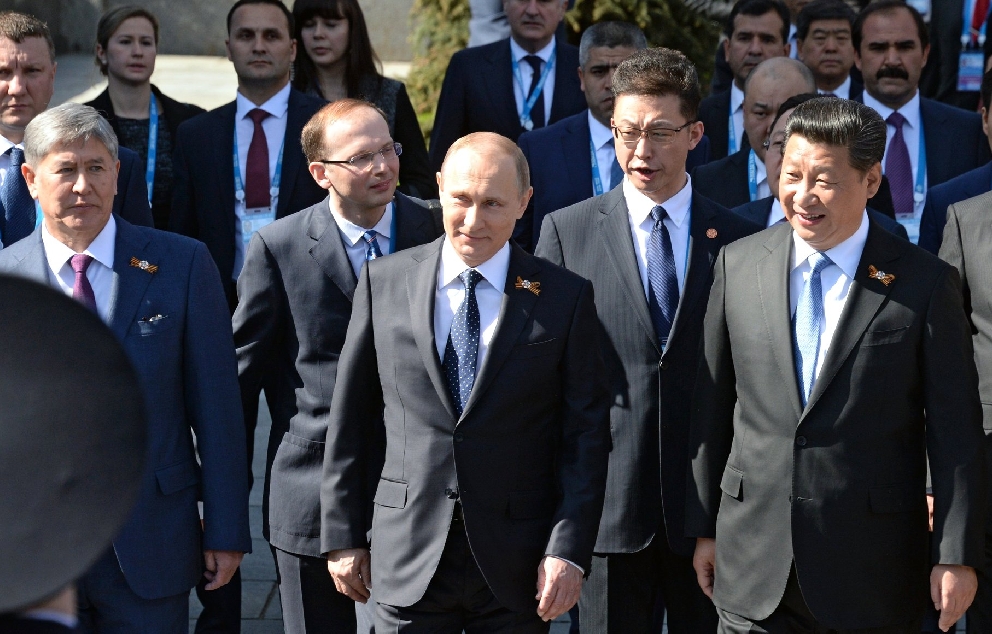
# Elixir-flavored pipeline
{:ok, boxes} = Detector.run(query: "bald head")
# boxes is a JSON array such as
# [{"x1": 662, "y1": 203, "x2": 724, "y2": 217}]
[{"x1": 743, "y1": 57, "x2": 817, "y2": 159}]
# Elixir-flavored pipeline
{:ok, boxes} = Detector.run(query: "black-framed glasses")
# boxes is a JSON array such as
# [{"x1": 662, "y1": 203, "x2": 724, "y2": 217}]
[
  {"x1": 319, "y1": 142, "x2": 402, "y2": 171},
  {"x1": 612, "y1": 122, "x2": 695, "y2": 146}
]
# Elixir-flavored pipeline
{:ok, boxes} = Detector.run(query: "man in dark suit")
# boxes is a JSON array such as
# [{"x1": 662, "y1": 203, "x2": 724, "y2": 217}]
[
  {"x1": 853, "y1": 0, "x2": 991, "y2": 243},
  {"x1": 0, "y1": 103, "x2": 251, "y2": 631},
  {"x1": 428, "y1": 0, "x2": 586, "y2": 173},
  {"x1": 0, "y1": 12, "x2": 152, "y2": 249},
  {"x1": 939, "y1": 189, "x2": 992, "y2": 634},
  {"x1": 321, "y1": 132, "x2": 610, "y2": 632},
  {"x1": 919, "y1": 69, "x2": 992, "y2": 254},
  {"x1": 694, "y1": 57, "x2": 816, "y2": 209},
  {"x1": 170, "y1": 0, "x2": 326, "y2": 310},
  {"x1": 795, "y1": 0, "x2": 862, "y2": 99},
  {"x1": 687, "y1": 97, "x2": 985, "y2": 633},
  {"x1": 698, "y1": 0, "x2": 791, "y2": 161},
  {"x1": 536, "y1": 48, "x2": 761, "y2": 633},
  {"x1": 233, "y1": 98, "x2": 443, "y2": 633}
]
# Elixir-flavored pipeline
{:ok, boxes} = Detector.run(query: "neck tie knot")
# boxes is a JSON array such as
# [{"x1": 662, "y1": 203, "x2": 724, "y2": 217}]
[
  {"x1": 362, "y1": 230, "x2": 383, "y2": 260},
  {"x1": 650, "y1": 205, "x2": 668, "y2": 224},
  {"x1": 808, "y1": 251, "x2": 833, "y2": 275},
  {"x1": 886, "y1": 111, "x2": 906, "y2": 128},
  {"x1": 522, "y1": 55, "x2": 543, "y2": 81},
  {"x1": 71, "y1": 253, "x2": 94, "y2": 274},
  {"x1": 248, "y1": 108, "x2": 270, "y2": 125},
  {"x1": 459, "y1": 268, "x2": 482, "y2": 291}
]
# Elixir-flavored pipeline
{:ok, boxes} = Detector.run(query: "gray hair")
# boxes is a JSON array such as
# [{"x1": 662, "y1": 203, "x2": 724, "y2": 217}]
[
  {"x1": 578, "y1": 21, "x2": 648, "y2": 67},
  {"x1": 23, "y1": 103, "x2": 119, "y2": 166}
]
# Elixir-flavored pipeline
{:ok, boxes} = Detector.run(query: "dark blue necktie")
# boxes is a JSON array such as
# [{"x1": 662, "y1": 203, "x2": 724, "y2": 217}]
[
  {"x1": 2, "y1": 147, "x2": 35, "y2": 246},
  {"x1": 362, "y1": 230, "x2": 382, "y2": 260},
  {"x1": 610, "y1": 155, "x2": 624, "y2": 190},
  {"x1": 442, "y1": 269, "x2": 483, "y2": 415},
  {"x1": 523, "y1": 55, "x2": 546, "y2": 129},
  {"x1": 793, "y1": 252, "x2": 833, "y2": 406},
  {"x1": 647, "y1": 205, "x2": 680, "y2": 346}
]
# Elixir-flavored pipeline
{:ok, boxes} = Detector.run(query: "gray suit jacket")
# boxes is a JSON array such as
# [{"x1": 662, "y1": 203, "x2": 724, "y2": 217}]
[
  {"x1": 320, "y1": 239, "x2": 611, "y2": 612},
  {"x1": 687, "y1": 221, "x2": 986, "y2": 629},
  {"x1": 233, "y1": 193, "x2": 443, "y2": 557}
]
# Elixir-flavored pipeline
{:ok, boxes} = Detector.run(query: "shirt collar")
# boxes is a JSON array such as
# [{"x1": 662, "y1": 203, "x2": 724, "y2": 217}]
[
  {"x1": 439, "y1": 238, "x2": 511, "y2": 293},
  {"x1": 42, "y1": 214, "x2": 117, "y2": 273},
  {"x1": 755, "y1": 153, "x2": 767, "y2": 185},
  {"x1": 623, "y1": 173, "x2": 693, "y2": 229},
  {"x1": 730, "y1": 83, "x2": 745, "y2": 114},
  {"x1": 818, "y1": 74, "x2": 852, "y2": 98},
  {"x1": 791, "y1": 210, "x2": 869, "y2": 279},
  {"x1": 863, "y1": 90, "x2": 921, "y2": 130},
  {"x1": 236, "y1": 82, "x2": 291, "y2": 122},
  {"x1": 587, "y1": 110, "x2": 614, "y2": 150},
  {"x1": 509, "y1": 36, "x2": 556, "y2": 64},
  {"x1": 331, "y1": 201, "x2": 394, "y2": 247},
  {"x1": 0, "y1": 134, "x2": 20, "y2": 154}
]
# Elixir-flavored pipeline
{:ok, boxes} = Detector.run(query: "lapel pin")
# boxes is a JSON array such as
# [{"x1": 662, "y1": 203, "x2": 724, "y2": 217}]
[
  {"x1": 130, "y1": 257, "x2": 158, "y2": 274},
  {"x1": 868, "y1": 265, "x2": 895, "y2": 286},
  {"x1": 706, "y1": 228, "x2": 718, "y2": 239},
  {"x1": 515, "y1": 276, "x2": 541, "y2": 296}
]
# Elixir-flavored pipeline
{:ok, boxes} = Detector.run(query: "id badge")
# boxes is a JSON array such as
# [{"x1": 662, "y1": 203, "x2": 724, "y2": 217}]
[
  {"x1": 958, "y1": 49, "x2": 985, "y2": 92},
  {"x1": 241, "y1": 206, "x2": 276, "y2": 247}
]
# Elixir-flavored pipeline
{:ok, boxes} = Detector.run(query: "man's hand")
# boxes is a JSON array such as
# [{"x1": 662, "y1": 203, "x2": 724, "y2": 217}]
[
  {"x1": 327, "y1": 548, "x2": 371, "y2": 603},
  {"x1": 535, "y1": 556, "x2": 583, "y2": 622},
  {"x1": 693, "y1": 538, "x2": 717, "y2": 599},
  {"x1": 203, "y1": 550, "x2": 244, "y2": 590},
  {"x1": 931, "y1": 564, "x2": 977, "y2": 632},
  {"x1": 927, "y1": 494, "x2": 935, "y2": 531}
]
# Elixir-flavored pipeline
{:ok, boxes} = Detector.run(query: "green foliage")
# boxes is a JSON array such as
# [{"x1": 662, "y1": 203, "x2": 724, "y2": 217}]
[{"x1": 407, "y1": 0, "x2": 470, "y2": 141}]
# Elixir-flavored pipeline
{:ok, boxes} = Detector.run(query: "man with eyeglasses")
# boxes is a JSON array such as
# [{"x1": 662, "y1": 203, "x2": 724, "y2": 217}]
[
  {"x1": 232, "y1": 99, "x2": 443, "y2": 634},
  {"x1": 535, "y1": 48, "x2": 761, "y2": 633}
]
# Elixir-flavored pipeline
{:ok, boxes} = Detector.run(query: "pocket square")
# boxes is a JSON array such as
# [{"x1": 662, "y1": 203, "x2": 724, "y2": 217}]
[{"x1": 138, "y1": 314, "x2": 168, "y2": 324}]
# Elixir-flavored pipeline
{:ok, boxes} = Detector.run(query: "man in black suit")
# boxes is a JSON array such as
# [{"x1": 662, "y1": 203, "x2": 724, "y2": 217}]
[
  {"x1": 694, "y1": 57, "x2": 815, "y2": 209},
  {"x1": 0, "y1": 11, "x2": 152, "y2": 248},
  {"x1": 321, "y1": 132, "x2": 610, "y2": 632},
  {"x1": 795, "y1": 0, "x2": 862, "y2": 99},
  {"x1": 428, "y1": 0, "x2": 586, "y2": 172},
  {"x1": 233, "y1": 98, "x2": 443, "y2": 633},
  {"x1": 170, "y1": 0, "x2": 326, "y2": 310},
  {"x1": 536, "y1": 48, "x2": 761, "y2": 633},
  {"x1": 697, "y1": 0, "x2": 791, "y2": 161},
  {"x1": 688, "y1": 97, "x2": 985, "y2": 633}
]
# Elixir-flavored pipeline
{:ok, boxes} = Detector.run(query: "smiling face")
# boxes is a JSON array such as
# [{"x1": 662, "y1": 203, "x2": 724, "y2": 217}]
[
  {"x1": 780, "y1": 134, "x2": 881, "y2": 250},
  {"x1": 579, "y1": 45, "x2": 638, "y2": 127},
  {"x1": 855, "y1": 8, "x2": 928, "y2": 110},
  {"x1": 0, "y1": 36, "x2": 55, "y2": 144},
  {"x1": 99, "y1": 16, "x2": 157, "y2": 85},
  {"x1": 300, "y1": 14, "x2": 349, "y2": 69},
  {"x1": 23, "y1": 137, "x2": 119, "y2": 251},
  {"x1": 503, "y1": 0, "x2": 567, "y2": 53},
  {"x1": 226, "y1": 3, "x2": 296, "y2": 89}
]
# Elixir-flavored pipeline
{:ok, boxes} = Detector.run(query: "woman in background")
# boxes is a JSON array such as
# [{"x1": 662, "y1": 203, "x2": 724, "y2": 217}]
[
  {"x1": 87, "y1": 6, "x2": 204, "y2": 230},
  {"x1": 292, "y1": 0, "x2": 437, "y2": 198}
]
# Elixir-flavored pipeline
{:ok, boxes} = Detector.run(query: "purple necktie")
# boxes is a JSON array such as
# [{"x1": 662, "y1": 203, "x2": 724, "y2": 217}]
[
  {"x1": 70, "y1": 254, "x2": 97, "y2": 313},
  {"x1": 245, "y1": 108, "x2": 271, "y2": 208},
  {"x1": 885, "y1": 111, "x2": 914, "y2": 217}
]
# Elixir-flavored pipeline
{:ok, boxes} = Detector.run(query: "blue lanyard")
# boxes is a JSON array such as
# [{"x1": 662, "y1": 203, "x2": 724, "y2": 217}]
[
  {"x1": 232, "y1": 121, "x2": 285, "y2": 206},
  {"x1": 728, "y1": 109, "x2": 738, "y2": 155},
  {"x1": 962, "y1": 0, "x2": 989, "y2": 46},
  {"x1": 512, "y1": 48, "x2": 556, "y2": 130},
  {"x1": 747, "y1": 149, "x2": 759, "y2": 201},
  {"x1": 589, "y1": 137, "x2": 606, "y2": 196},
  {"x1": 144, "y1": 96, "x2": 158, "y2": 208},
  {"x1": 915, "y1": 123, "x2": 927, "y2": 201}
]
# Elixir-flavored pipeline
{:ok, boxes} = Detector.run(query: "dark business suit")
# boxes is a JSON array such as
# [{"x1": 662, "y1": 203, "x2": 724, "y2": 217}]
[
  {"x1": 919, "y1": 162, "x2": 992, "y2": 254},
  {"x1": 0, "y1": 218, "x2": 251, "y2": 627},
  {"x1": 428, "y1": 36, "x2": 586, "y2": 173},
  {"x1": 170, "y1": 88, "x2": 327, "y2": 306},
  {"x1": 687, "y1": 220, "x2": 986, "y2": 630},
  {"x1": 535, "y1": 186, "x2": 761, "y2": 632},
  {"x1": 0, "y1": 616, "x2": 76, "y2": 634},
  {"x1": 320, "y1": 238, "x2": 611, "y2": 629},
  {"x1": 732, "y1": 195, "x2": 908, "y2": 239},
  {"x1": 697, "y1": 89, "x2": 734, "y2": 161},
  {"x1": 233, "y1": 193, "x2": 442, "y2": 631},
  {"x1": 939, "y1": 191, "x2": 992, "y2": 634},
  {"x1": 515, "y1": 110, "x2": 711, "y2": 252}
]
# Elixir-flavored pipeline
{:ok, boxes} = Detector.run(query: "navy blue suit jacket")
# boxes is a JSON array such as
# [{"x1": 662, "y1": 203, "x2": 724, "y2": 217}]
[
  {"x1": 514, "y1": 110, "x2": 711, "y2": 252},
  {"x1": 0, "y1": 217, "x2": 251, "y2": 600},
  {"x1": 732, "y1": 196, "x2": 910, "y2": 241},
  {"x1": 918, "y1": 162, "x2": 992, "y2": 254},
  {"x1": 428, "y1": 36, "x2": 586, "y2": 173}
]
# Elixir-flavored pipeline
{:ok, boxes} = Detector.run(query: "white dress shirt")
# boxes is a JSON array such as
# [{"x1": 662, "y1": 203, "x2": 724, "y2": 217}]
[
  {"x1": 509, "y1": 37, "x2": 556, "y2": 126},
  {"x1": 789, "y1": 211, "x2": 869, "y2": 382},
  {"x1": 788, "y1": 24, "x2": 798, "y2": 59},
  {"x1": 730, "y1": 83, "x2": 745, "y2": 154},
  {"x1": 623, "y1": 174, "x2": 692, "y2": 299},
  {"x1": 588, "y1": 111, "x2": 618, "y2": 191},
  {"x1": 767, "y1": 197, "x2": 786, "y2": 226},
  {"x1": 863, "y1": 90, "x2": 926, "y2": 218},
  {"x1": 754, "y1": 154, "x2": 771, "y2": 200},
  {"x1": 818, "y1": 74, "x2": 852, "y2": 99},
  {"x1": 330, "y1": 201, "x2": 394, "y2": 278},
  {"x1": 42, "y1": 214, "x2": 117, "y2": 323}
]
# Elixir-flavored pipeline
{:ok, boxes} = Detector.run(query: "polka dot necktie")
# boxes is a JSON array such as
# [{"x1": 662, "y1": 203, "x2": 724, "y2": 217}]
[
  {"x1": 442, "y1": 269, "x2": 483, "y2": 416},
  {"x1": 646, "y1": 205, "x2": 679, "y2": 347}
]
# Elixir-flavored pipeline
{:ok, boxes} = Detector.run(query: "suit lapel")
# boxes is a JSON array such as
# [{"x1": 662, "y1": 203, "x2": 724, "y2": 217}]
[
  {"x1": 666, "y1": 195, "x2": 720, "y2": 350},
  {"x1": 563, "y1": 116, "x2": 593, "y2": 199},
  {"x1": 921, "y1": 99, "x2": 947, "y2": 185},
  {"x1": 277, "y1": 90, "x2": 306, "y2": 217},
  {"x1": 108, "y1": 220, "x2": 156, "y2": 340},
  {"x1": 486, "y1": 41, "x2": 521, "y2": 135},
  {"x1": 216, "y1": 103, "x2": 237, "y2": 222},
  {"x1": 6, "y1": 231, "x2": 49, "y2": 283},
  {"x1": 307, "y1": 200, "x2": 358, "y2": 300},
  {"x1": 548, "y1": 38, "x2": 572, "y2": 122}
]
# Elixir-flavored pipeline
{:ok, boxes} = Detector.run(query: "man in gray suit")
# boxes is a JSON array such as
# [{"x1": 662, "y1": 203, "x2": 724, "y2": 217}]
[
  {"x1": 321, "y1": 132, "x2": 611, "y2": 632},
  {"x1": 688, "y1": 97, "x2": 985, "y2": 632},
  {"x1": 233, "y1": 98, "x2": 443, "y2": 633}
]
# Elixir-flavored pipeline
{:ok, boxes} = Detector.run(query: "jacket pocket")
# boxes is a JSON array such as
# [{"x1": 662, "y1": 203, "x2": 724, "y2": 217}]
[
  {"x1": 720, "y1": 465, "x2": 744, "y2": 500},
  {"x1": 507, "y1": 338, "x2": 559, "y2": 360},
  {"x1": 862, "y1": 325, "x2": 910, "y2": 346},
  {"x1": 506, "y1": 490, "x2": 553, "y2": 519},
  {"x1": 374, "y1": 479, "x2": 408, "y2": 509},
  {"x1": 156, "y1": 459, "x2": 200, "y2": 495},
  {"x1": 869, "y1": 483, "x2": 920, "y2": 513}
]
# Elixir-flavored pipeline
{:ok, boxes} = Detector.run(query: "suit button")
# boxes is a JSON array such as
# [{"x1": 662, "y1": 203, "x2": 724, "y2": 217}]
[
  {"x1": 445, "y1": 488, "x2": 459, "y2": 499},
  {"x1": 796, "y1": 436, "x2": 807, "y2": 447},
  {"x1": 659, "y1": 360, "x2": 666, "y2": 370},
  {"x1": 454, "y1": 432, "x2": 464, "y2": 443}
]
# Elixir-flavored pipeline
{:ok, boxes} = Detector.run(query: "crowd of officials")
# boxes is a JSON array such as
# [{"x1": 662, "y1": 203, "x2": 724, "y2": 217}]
[{"x1": 1, "y1": 0, "x2": 991, "y2": 632}]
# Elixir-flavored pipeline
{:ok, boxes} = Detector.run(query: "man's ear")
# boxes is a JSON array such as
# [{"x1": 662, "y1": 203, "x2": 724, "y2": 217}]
[
  {"x1": 308, "y1": 162, "x2": 333, "y2": 190},
  {"x1": 21, "y1": 163, "x2": 38, "y2": 200}
]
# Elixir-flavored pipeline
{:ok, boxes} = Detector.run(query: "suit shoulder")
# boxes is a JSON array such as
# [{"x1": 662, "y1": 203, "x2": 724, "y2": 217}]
[
  {"x1": 948, "y1": 189, "x2": 992, "y2": 223},
  {"x1": 924, "y1": 97, "x2": 982, "y2": 123},
  {"x1": 0, "y1": 233, "x2": 38, "y2": 266},
  {"x1": 930, "y1": 163, "x2": 990, "y2": 198},
  {"x1": 175, "y1": 103, "x2": 233, "y2": 138},
  {"x1": 696, "y1": 195, "x2": 762, "y2": 239},
  {"x1": 290, "y1": 88, "x2": 326, "y2": 114},
  {"x1": 368, "y1": 238, "x2": 441, "y2": 276},
  {"x1": 129, "y1": 221, "x2": 205, "y2": 256},
  {"x1": 546, "y1": 191, "x2": 617, "y2": 227},
  {"x1": 518, "y1": 113, "x2": 578, "y2": 147},
  {"x1": 692, "y1": 153, "x2": 732, "y2": 180},
  {"x1": 699, "y1": 90, "x2": 729, "y2": 112}
]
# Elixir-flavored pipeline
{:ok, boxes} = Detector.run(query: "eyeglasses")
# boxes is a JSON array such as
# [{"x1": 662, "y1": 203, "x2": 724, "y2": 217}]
[
  {"x1": 612, "y1": 122, "x2": 695, "y2": 146},
  {"x1": 319, "y1": 142, "x2": 402, "y2": 171},
  {"x1": 762, "y1": 136, "x2": 785, "y2": 153}
]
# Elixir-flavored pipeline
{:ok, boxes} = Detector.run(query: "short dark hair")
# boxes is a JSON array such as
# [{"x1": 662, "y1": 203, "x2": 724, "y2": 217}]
[
  {"x1": 769, "y1": 92, "x2": 821, "y2": 139},
  {"x1": 982, "y1": 69, "x2": 992, "y2": 111},
  {"x1": 725, "y1": 0, "x2": 791, "y2": 44},
  {"x1": 853, "y1": 0, "x2": 928, "y2": 53},
  {"x1": 612, "y1": 48, "x2": 702, "y2": 121},
  {"x1": 227, "y1": 0, "x2": 294, "y2": 35},
  {"x1": 796, "y1": 0, "x2": 856, "y2": 41},
  {"x1": 784, "y1": 97, "x2": 885, "y2": 173},
  {"x1": 95, "y1": 6, "x2": 160, "y2": 76},
  {"x1": 578, "y1": 21, "x2": 648, "y2": 67},
  {"x1": 0, "y1": 12, "x2": 54, "y2": 62}
]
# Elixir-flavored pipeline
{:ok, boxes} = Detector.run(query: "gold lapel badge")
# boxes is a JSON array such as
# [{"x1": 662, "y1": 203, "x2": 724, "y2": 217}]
[
  {"x1": 130, "y1": 257, "x2": 159, "y2": 274},
  {"x1": 868, "y1": 265, "x2": 895, "y2": 286},
  {"x1": 515, "y1": 276, "x2": 541, "y2": 296},
  {"x1": 706, "y1": 228, "x2": 718, "y2": 239}
]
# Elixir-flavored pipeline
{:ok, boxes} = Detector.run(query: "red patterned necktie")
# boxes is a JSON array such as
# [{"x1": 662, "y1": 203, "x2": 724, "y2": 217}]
[{"x1": 245, "y1": 108, "x2": 271, "y2": 208}]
